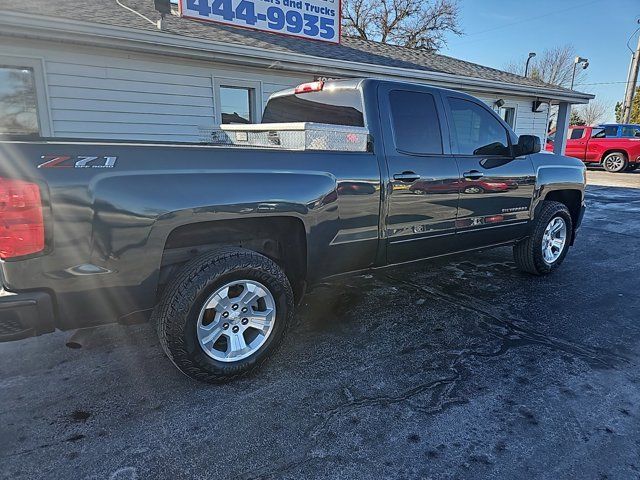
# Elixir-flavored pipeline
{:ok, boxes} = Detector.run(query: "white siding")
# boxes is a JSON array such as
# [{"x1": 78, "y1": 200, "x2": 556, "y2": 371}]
[
  {"x1": 1, "y1": 39, "x2": 550, "y2": 143},
  {"x1": 475, "y1": 94, "x2": 550, "y2": 140},
  {"x1": 1, "y1": 40, "x2": 308, "y2": 142}
]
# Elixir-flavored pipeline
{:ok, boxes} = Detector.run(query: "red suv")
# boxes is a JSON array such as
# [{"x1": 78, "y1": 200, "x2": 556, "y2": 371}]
[{"x1": 546, "y1": 125, "x2": 640, "y2": 172}]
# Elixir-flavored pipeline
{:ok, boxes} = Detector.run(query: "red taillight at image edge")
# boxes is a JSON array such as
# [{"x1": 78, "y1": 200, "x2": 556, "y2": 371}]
[{"x1": 0, "y1": 177, "x2": 45, "y2": 260}]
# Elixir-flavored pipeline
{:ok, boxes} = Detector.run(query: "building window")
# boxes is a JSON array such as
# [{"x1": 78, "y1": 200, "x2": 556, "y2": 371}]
[
  {"x1": 219, "y1": 86, "x2": 254, "y2": 124},
  {"x1": 498, "y1": 106, "x2": 516, "y2": 128},
  {"x1": 0, "y1": 65, "x2": 40, "y2": 135}
]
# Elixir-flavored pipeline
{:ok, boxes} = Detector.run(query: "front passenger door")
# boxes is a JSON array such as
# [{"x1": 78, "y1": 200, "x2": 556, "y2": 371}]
[{"x1": 444, "y1": 95, "x2": 535, "y2": 247}]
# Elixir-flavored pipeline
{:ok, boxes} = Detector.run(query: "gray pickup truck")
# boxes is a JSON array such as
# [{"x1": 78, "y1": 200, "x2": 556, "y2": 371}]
[{"x1": 0, "y1": 79, "x2": 586, "y2": 383}]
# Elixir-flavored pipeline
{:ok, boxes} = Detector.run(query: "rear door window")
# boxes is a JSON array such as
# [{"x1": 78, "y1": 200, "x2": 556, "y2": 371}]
[
  {"x1": 262, "y1": 88, "x2": 364, "y2": 126},
  {"x1": 389, "y1": 90, "x2": 443, "y2": 155}
]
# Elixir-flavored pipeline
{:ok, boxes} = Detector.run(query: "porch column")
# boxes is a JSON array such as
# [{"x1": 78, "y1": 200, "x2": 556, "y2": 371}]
[{"x1": 553, "y1": 101, "x2": 571, "y2": 156}]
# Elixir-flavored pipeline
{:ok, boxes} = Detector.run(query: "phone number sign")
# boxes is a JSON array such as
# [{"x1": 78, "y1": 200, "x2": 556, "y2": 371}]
[{"x1": 179, "y1": 0, "x2": 340, "y2": 43}]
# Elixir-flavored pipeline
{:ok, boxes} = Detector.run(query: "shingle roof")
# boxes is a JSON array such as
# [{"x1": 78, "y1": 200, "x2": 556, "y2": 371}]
[{"x1": 0, "y1": 0, "x2": 576, "y2": 94}]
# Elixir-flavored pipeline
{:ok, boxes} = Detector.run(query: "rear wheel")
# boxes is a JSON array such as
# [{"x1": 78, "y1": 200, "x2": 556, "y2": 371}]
[
  {"x1": 513, "y1": 201, "x2": 573, "y2": 275},
  {"x1": 154, "y1": 247, "x2": 294, "y2": 383},
  {"x1": 602, "y1": 152, "x2": 628, "y2": 173}
]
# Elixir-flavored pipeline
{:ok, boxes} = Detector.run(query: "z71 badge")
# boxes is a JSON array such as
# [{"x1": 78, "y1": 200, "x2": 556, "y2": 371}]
[{"x1": 38, "y1": 155, "x2": 118, "y2": 169}]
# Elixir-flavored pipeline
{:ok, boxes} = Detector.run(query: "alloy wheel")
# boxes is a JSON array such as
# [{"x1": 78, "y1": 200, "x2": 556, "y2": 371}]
[
  {"x1": 196, "y1": 280, "x2": 276, "y2": 362},
  {"x1": 541, "y1": 217, "x2": 567, "y2": 264}
]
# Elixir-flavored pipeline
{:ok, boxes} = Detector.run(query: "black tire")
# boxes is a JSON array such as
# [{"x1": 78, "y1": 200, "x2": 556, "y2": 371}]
[
  {"x1": 513, "y1": 201, "x2": 573, "y2": 275},
  {"x1": 602, "y1": 152, "x2": 628, "y2": 173},
  {"x1": 153, "y1": 247, "x2": 294, "y2": 383},
  {"x1": 626, "y1": 164, "x2": 639, "y2": 172}
]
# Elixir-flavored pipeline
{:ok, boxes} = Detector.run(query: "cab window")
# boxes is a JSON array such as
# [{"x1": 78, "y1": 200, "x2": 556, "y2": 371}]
[
  {"x1": 569, "y1": 128, "x2": 584, "y2": 139},
  {"x1": 389, "y1": 90, "x2": 443, "y2": 155},
  {"x1": 447, "y1": 97, "x2": 510, "y2": 156},
  {"x1": 621, "y1": 126, "x2": 640, "y2": 137}
]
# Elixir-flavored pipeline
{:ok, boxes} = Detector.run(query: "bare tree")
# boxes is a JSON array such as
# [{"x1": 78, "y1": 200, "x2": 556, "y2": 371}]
[
  {"x1": 575, "y1": 100, "x2": 610, "y2": 125},
  {"x1": 342, "y1": 0, "x2": 462, "y2": 50},
  {"x1": 503, "y1": 45, "x2": 587, "y2": 88}
]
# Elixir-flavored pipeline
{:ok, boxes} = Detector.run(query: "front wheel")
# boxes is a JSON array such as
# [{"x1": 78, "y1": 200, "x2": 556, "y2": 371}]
[
  {"x1": 602, "y1": 152, "x2": 628, "y2": 173},
  {"x1": 513, "y1": 201, "x2": 573, "y2": 275},
  {"x1": 153, "y1": 247, "x2": 294, "y2": 383}
]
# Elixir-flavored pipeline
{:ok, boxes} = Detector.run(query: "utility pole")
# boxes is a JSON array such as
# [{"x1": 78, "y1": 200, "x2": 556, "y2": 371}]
[{"x1": 623, "y1": 30, "x2": 640, "y2": 123}]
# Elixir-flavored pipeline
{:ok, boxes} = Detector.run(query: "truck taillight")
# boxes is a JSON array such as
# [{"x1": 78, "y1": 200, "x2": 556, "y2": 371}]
[
  {"x1": 294, "y1": 81, "x2": 324, "y2": 94},
  {"x1": 0, "y1": 177, "x2": 45, "y2": 260}
]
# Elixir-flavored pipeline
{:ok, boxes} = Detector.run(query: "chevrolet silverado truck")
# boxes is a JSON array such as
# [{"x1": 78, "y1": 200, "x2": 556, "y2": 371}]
[
  {"x1": 0, "y1": 79, "x2": 586, "y2": 383},
  {"x1": 546, "y1": 125, "x2": 640, "y2": 172}
]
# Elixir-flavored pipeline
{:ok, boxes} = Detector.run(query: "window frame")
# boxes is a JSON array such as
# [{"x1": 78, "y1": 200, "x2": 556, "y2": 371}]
[
  {"x1": 0, "y1": 55, "x2": 52, "y2": 137},
  {"x1": 213, "y1": 77, "x2": 262, "y2": 125},
  {"x1": 388, "y1": 89, "x2": 444, "y2": 156},
  {"x1": 444, "y1": 95, "x2": 515, "y2": 158},
  {"x1": 498, "y1": 105, "x2": 517, "y2": 129}
]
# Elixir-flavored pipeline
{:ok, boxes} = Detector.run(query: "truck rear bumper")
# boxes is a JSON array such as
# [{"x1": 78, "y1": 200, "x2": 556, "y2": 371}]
[{"x1": 0, "y1": 290, "x2": 56, "y2": 342}]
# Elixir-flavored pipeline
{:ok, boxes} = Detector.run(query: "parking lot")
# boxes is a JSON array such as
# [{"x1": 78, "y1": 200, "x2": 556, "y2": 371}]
[{"x1": 1, "y1": 170, "x2": 639, "y2": 480}]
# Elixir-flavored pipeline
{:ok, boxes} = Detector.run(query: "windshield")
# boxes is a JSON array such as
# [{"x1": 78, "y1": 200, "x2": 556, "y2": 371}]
[{"x1": 262, "y1": 88, "x2": 365, "y2": 127}]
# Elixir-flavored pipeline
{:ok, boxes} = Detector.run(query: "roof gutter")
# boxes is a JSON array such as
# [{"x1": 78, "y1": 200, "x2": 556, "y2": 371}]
[{"x1": 0, "y1": 10, "x2": 594, "y2": 104}]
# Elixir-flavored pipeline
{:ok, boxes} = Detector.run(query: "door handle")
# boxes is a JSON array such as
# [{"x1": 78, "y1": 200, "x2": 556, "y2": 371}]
[
  {"x1": 463, "y1": 170, "x2": 484, "y2": 180},
  {"x1": 393, "y1": 171, "x2": 420, "y2": 182}
]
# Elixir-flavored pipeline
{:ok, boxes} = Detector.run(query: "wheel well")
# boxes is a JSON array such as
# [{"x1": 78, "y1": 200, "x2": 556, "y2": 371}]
[
  {"x1": 159, "y1": 217, "x2": 307, "y2": 301},
  {"x1": 601, "y1": 149, "x2": 628, "y2": 162},
  {"x1": 544, "y1": 189, "x2": 582, "y2": 240}
]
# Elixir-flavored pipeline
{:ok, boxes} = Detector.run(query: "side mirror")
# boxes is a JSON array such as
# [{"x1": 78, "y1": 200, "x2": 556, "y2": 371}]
[
  {"x1": 515, "y1": 135, "x2": 541, "y2": 156},
  {"x1": 635, "y1": 131, "x2": 640, "y2": 138}
]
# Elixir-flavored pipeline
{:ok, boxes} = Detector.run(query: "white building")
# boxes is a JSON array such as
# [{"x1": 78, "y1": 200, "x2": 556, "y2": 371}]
[{"x1": 0, "y1": 0, "x2": 592, "y2": 150}]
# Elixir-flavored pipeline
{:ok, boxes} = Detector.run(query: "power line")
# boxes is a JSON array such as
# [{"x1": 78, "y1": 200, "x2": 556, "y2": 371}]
[
  {"x1": 574, "y1": 81, "x2": 629, "y2": 86},
  {"x1": 447, "y1": 0, "x2": 601, "y2": 47}
]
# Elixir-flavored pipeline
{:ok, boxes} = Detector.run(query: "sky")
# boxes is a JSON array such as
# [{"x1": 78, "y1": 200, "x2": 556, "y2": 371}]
[{"x1": 441, "y1": 0, "x2": 640, "y2": 123}]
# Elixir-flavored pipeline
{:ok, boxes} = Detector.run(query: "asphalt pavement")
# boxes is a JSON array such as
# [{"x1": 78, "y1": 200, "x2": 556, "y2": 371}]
[{"x1": 1, "y1": 171, "x2": 640, "y2": 480}]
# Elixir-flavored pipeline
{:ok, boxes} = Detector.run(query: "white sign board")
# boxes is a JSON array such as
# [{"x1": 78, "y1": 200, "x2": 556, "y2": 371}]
[{"x1": 179, "y1": 0, "x2": 340, "y2": 43}]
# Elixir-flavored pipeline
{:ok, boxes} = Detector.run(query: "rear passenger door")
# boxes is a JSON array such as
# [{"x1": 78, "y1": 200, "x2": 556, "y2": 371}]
[
  {"x1": 443, "y1": 94, "x2": 536, "y2": 247},
  {"x1": 378, "y1": 84, "x2": 460, "y2": 264}
]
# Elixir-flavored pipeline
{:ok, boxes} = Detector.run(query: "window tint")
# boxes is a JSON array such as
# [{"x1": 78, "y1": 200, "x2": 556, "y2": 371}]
[
  {"x1": 0, "y1": 66, "x2": 39, "y2": 135},
  {"x1": 262, "y1": 88, "x2": 364, "y2": 126},
  {"x1": 448, "y1": 98, "x2": 510, "y2": 156},
  {"x1": 601, "y1": 126, "x2": 617, "y2": 137},
  {"x1": 389, "y1": 90, "x2": 442, "y2": 155},
  {"x1": 220, "y1": 86, "x2": 253, "y2": 124},
  {"x1": 592, "y1": 128, "x2": 606, "y2": 138},
  {"x1": 621, "y1": 126, "x2": 640, "y2": 137},
  {"x1": 570, "y1": 128, "x2": 584, "y2": 139}
]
